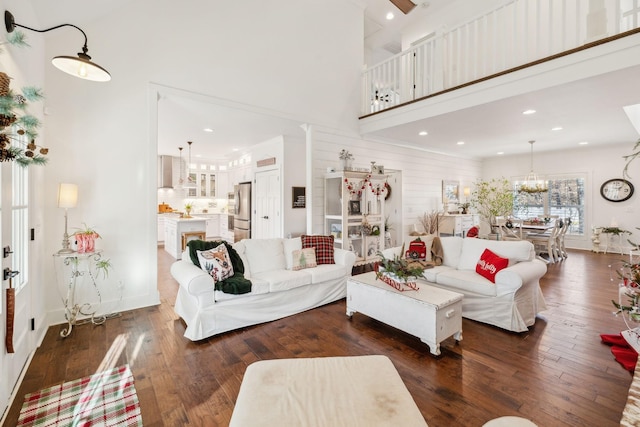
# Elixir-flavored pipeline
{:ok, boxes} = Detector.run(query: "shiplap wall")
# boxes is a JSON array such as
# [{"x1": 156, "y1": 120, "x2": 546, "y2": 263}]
[{"x1": 309, "y1": 126, "x2": 482, "y2": 237}]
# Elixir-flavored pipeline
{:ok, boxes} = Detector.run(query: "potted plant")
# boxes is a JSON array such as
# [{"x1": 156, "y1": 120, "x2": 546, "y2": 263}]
[
  {"x1": 470, "y1": 177, "x2": 514, "y2": 235},
  {"x1": 184, "y1": 203, "x2": 193, "y2": 218},
  {"x1": 73, "y1": 224, "x2": 101, "y2": 253}
]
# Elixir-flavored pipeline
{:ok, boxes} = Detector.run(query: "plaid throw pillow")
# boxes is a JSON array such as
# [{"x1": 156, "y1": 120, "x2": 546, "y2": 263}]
[{"x1": 301, "y1": 235, "x2": 335, "y2": 265}]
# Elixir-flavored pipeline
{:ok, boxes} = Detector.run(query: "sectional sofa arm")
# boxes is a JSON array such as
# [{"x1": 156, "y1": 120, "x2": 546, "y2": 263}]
[
  {"x1": 334, "y1": 248, "x2": 357, "y2": 270},
  {"x1": 170, "y1": 260, "x2": 214, "y2": 297},
  {"x1": 494, "y1": 260, "x2": 547, "y2": 296}
]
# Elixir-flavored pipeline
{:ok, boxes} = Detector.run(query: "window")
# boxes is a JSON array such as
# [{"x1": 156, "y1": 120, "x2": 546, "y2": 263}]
[
  {"x1": 513, "y1": 174, "x2": 585, "y2": 235},
  {"x1": 12, "y1": 137, "x2": 29, "y2": 291}
]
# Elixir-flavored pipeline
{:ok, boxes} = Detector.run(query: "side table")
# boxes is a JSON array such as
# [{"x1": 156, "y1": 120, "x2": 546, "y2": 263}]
[{"x1": 53, "y1": 250, "x2": 108, "y2": 337}]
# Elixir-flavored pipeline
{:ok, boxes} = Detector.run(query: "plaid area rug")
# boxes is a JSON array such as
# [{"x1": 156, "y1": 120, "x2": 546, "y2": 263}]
[{"x1": 17, "y1": 364, "x2": 142, "y2": 426}]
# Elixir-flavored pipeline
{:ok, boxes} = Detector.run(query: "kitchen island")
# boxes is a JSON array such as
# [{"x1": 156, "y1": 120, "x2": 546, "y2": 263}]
[{"x1": 164, "y1": 216, "x2": 207, "y2": 259}]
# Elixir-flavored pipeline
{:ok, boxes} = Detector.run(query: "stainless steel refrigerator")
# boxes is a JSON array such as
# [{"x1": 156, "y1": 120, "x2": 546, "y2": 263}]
[{"x1": 234, "y1": 182, "x2": 251, "y2": 242}]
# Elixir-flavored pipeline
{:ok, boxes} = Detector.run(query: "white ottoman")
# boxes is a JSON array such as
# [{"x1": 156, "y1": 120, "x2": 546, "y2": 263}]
[
  {"x1": 230, "y1": 355, "x2": 428, "y2": 427},
  {"x1": 483, "y1": 416, "x2": 538, "y2": 426}
]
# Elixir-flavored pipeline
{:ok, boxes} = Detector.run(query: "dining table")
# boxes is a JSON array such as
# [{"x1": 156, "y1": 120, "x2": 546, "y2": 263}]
[{"x1": 520, "y1": 223, "x2": 553, "y2": 234}]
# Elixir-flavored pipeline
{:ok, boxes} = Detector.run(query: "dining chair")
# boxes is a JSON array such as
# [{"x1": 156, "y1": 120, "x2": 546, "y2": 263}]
[
  {"x1": 554, "y1": 218, "x2": 571, "y2": 260},
  {"x1": 496, "y1": 218, "x2": 523, "y2": 241},
  {"x1": 526, "y1": 220, "x2": 562, "y2": 263}
]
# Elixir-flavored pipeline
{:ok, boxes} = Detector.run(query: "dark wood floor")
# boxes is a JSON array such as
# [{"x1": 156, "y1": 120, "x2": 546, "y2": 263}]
[{"x1": 3, "y1": 248, "x2": 635, "y2": 426}]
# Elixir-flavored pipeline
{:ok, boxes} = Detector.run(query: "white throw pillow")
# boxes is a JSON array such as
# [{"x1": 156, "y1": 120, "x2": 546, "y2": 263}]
[
  {"x1": 243, "y1": 238, "x2": 286, "y2": 274},
  {"x1": 283, "y1": 237, "x2": 303, "y2": 270},
  {"x1": 196, "y1": 244, "x2": 234, "y2": 282}
]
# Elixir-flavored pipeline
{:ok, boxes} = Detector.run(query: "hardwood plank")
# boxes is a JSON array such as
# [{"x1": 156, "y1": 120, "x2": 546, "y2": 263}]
[{"x1": 2, "y1": 248, "x2": 635, "y2": 426}]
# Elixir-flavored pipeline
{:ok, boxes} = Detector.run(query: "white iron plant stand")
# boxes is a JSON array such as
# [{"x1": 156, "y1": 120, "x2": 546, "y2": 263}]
[{"x1": 53, "y1": 250, "x2": 107, "y2": 337}]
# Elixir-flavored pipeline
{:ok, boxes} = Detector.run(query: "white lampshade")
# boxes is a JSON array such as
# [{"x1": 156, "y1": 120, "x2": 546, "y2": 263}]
[
  {"x1": 57, "y1": 183, "x2": 78, "y2": 209},
  {"x1": 52, "y1": 55, "x2": 111, "y2": 82}
]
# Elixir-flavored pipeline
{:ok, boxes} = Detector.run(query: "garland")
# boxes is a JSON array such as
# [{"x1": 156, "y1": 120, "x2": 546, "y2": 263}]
[{"x1": 344, "y1": 175, "x2": 389, "y2": 198}]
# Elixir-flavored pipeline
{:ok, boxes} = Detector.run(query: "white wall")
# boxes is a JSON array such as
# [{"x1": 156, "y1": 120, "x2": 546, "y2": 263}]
[
  {"x1": 482, "y1": 142, "x2": 640, "y2": 251},
  {"x1": 310, "y1": 126, "x2": 482, "y2": 237},
  {"x1": 283, "y1": 136, "x2": 307, "y2": 237},
  {"x1": 37, "y1": 0, "x2": 366, "y2": 320}
]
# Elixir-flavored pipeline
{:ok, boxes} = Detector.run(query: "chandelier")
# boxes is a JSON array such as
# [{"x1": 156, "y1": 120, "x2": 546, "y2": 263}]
[{"x1": 519, "y1": 140, "x2": 548, "y2": 194}]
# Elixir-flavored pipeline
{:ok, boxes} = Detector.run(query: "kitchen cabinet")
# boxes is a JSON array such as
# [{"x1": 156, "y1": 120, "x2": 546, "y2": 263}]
[
  {"x1": 157, "y1": 215, "x2": 165, "y2": 244},
  {"x1": 207, "y1": 217, "x2": 219, "y2": 238},
  {"x1": 324, "y1": 171, "x2": 387, "y2": 266},
  {"x1": 164, "y1": 217, "x2": 207, "y2": 258},
  {"x1": 219, "y1": 214, "x2": 234, "y2": 243},
  {"x1": 217, "y1": 172, "x2": 228, "y2": 197}
]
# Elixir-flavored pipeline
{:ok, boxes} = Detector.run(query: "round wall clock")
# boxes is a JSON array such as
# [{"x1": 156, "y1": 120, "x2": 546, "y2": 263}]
[{"x1": 600, "y1": 178, "x2": 634, "y2": 202}]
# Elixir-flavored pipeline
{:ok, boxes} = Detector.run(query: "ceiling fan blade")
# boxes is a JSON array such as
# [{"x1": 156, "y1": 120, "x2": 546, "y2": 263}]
[{"x1": 389, "y1": 0, "x2": 417, "y2": 14}]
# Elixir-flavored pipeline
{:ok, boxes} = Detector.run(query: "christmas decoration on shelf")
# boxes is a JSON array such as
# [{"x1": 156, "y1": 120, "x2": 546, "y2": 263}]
[
  {"x1": 344, "y1": 174, "x2": 389, "y2": 199},
  {"x1": 344, "y1": 176, "x2": 368, "y2": 197},
  {"x1": 369, "y1": 179, "x2": 388, "y2": 199}
]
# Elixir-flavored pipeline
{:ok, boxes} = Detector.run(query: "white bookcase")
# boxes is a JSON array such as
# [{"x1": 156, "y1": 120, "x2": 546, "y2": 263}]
[{"x1": 324, "y1": 171, "x2": 387, "y2": 266}]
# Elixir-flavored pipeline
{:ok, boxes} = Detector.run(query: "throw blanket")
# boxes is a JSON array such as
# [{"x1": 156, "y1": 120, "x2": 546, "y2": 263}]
[
  {"x1": 431, "y1": 236, "x2": 444, "y2": 266},
  {"x1": 187, "y1": 240, "x2": 252, "y2": 295}
]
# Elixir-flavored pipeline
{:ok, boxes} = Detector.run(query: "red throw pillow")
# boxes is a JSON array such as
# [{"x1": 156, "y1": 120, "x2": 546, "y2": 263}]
[
  {"x1": 301, "y1": 235, "x2": 335, "y2": 265},
  {"x1": 466, "y1": 226, "x2": 479, "y2": 238},
  {"x1": 476, "y1": 248, "x2": 509, "y2": 283}
]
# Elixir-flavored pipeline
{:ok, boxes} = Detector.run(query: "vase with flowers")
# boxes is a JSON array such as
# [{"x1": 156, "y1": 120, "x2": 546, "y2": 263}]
[
  {"x1": 339, "y1": 149, "x2": 354, "y2": 170},
  {"x1": 73, "y1": 224, "x2": 100, "y2": 254}
]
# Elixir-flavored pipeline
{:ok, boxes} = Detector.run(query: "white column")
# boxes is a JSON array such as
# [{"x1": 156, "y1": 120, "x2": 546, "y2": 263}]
[{"x1": 302, "y1": 124, "x2": 314, "y2": 235}]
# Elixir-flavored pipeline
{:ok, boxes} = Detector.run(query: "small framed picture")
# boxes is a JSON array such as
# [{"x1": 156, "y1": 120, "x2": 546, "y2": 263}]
[
  {"x1": 349, "y1": 200, "x2": 361, "y2": 214},
  {"x1": 372, "y1": 165, "x2": 385, "y2": 175}
]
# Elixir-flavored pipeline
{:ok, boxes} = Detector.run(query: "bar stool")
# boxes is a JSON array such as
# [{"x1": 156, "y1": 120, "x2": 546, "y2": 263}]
[{"x1": 181, "y1": 231, "x2": 206, "y2": 251}]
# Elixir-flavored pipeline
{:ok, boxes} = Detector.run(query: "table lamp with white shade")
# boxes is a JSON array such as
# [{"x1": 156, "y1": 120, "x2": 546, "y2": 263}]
[{"x1": 57, "y1": 183, "x2": 78, "y2": 254}]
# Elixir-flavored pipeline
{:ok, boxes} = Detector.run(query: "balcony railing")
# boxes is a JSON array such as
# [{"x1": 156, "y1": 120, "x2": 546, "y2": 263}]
[{"x1": 362, "y1": 0, "x2": 640, "y2": 116}]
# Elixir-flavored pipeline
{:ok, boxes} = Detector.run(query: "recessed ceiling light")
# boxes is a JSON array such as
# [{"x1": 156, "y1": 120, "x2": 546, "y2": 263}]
[
  {"x1": 522, "y1": 109, "x2": 536, "y2": 115},
  {"x1": 497, "y1": 151, "x2": 504, "y2": 155},
  {"x1": 457, "y1": 141, "x2": 465, "y2": 145},
  {"x1": 418, "y1": 131, "x2": 428, "y2": 136},
  {"x1": 203, "y1": 128, "x2": 214, "y2": 132},
  {"x1": 579, "y1": 141, "x2": 589, "y2": 145},
  {"x1": 551, "y1": 126, "x2": 563, "y2": 131},
  {"x1": 232, "y1": 148, "x2": 239, "y2": 152},
  {"x1": 386, "y1": 12, "x2": 394, "y2": 20}
]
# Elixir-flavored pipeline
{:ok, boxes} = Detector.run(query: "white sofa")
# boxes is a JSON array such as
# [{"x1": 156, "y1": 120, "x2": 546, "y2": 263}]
[
  {"x1": 171, "y1": 237, "x2": 356, "y2": 340},
  {"x1": 383, "y1": 236, "x2": 547, "y2": 332}
]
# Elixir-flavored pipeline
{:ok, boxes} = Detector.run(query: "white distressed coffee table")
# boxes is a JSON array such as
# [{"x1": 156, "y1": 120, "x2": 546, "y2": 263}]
[{"x1": 346, "y1": 271, "x2": 463, "y2": 356}]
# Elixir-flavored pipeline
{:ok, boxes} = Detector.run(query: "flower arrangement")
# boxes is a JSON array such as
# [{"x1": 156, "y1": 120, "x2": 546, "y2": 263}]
[
  {"x1": 339, "y1": 149, "x2": 354, "y2": 160},
  {"x1": 376, "y1": 245, "x2": 425, "y2": 282}
]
